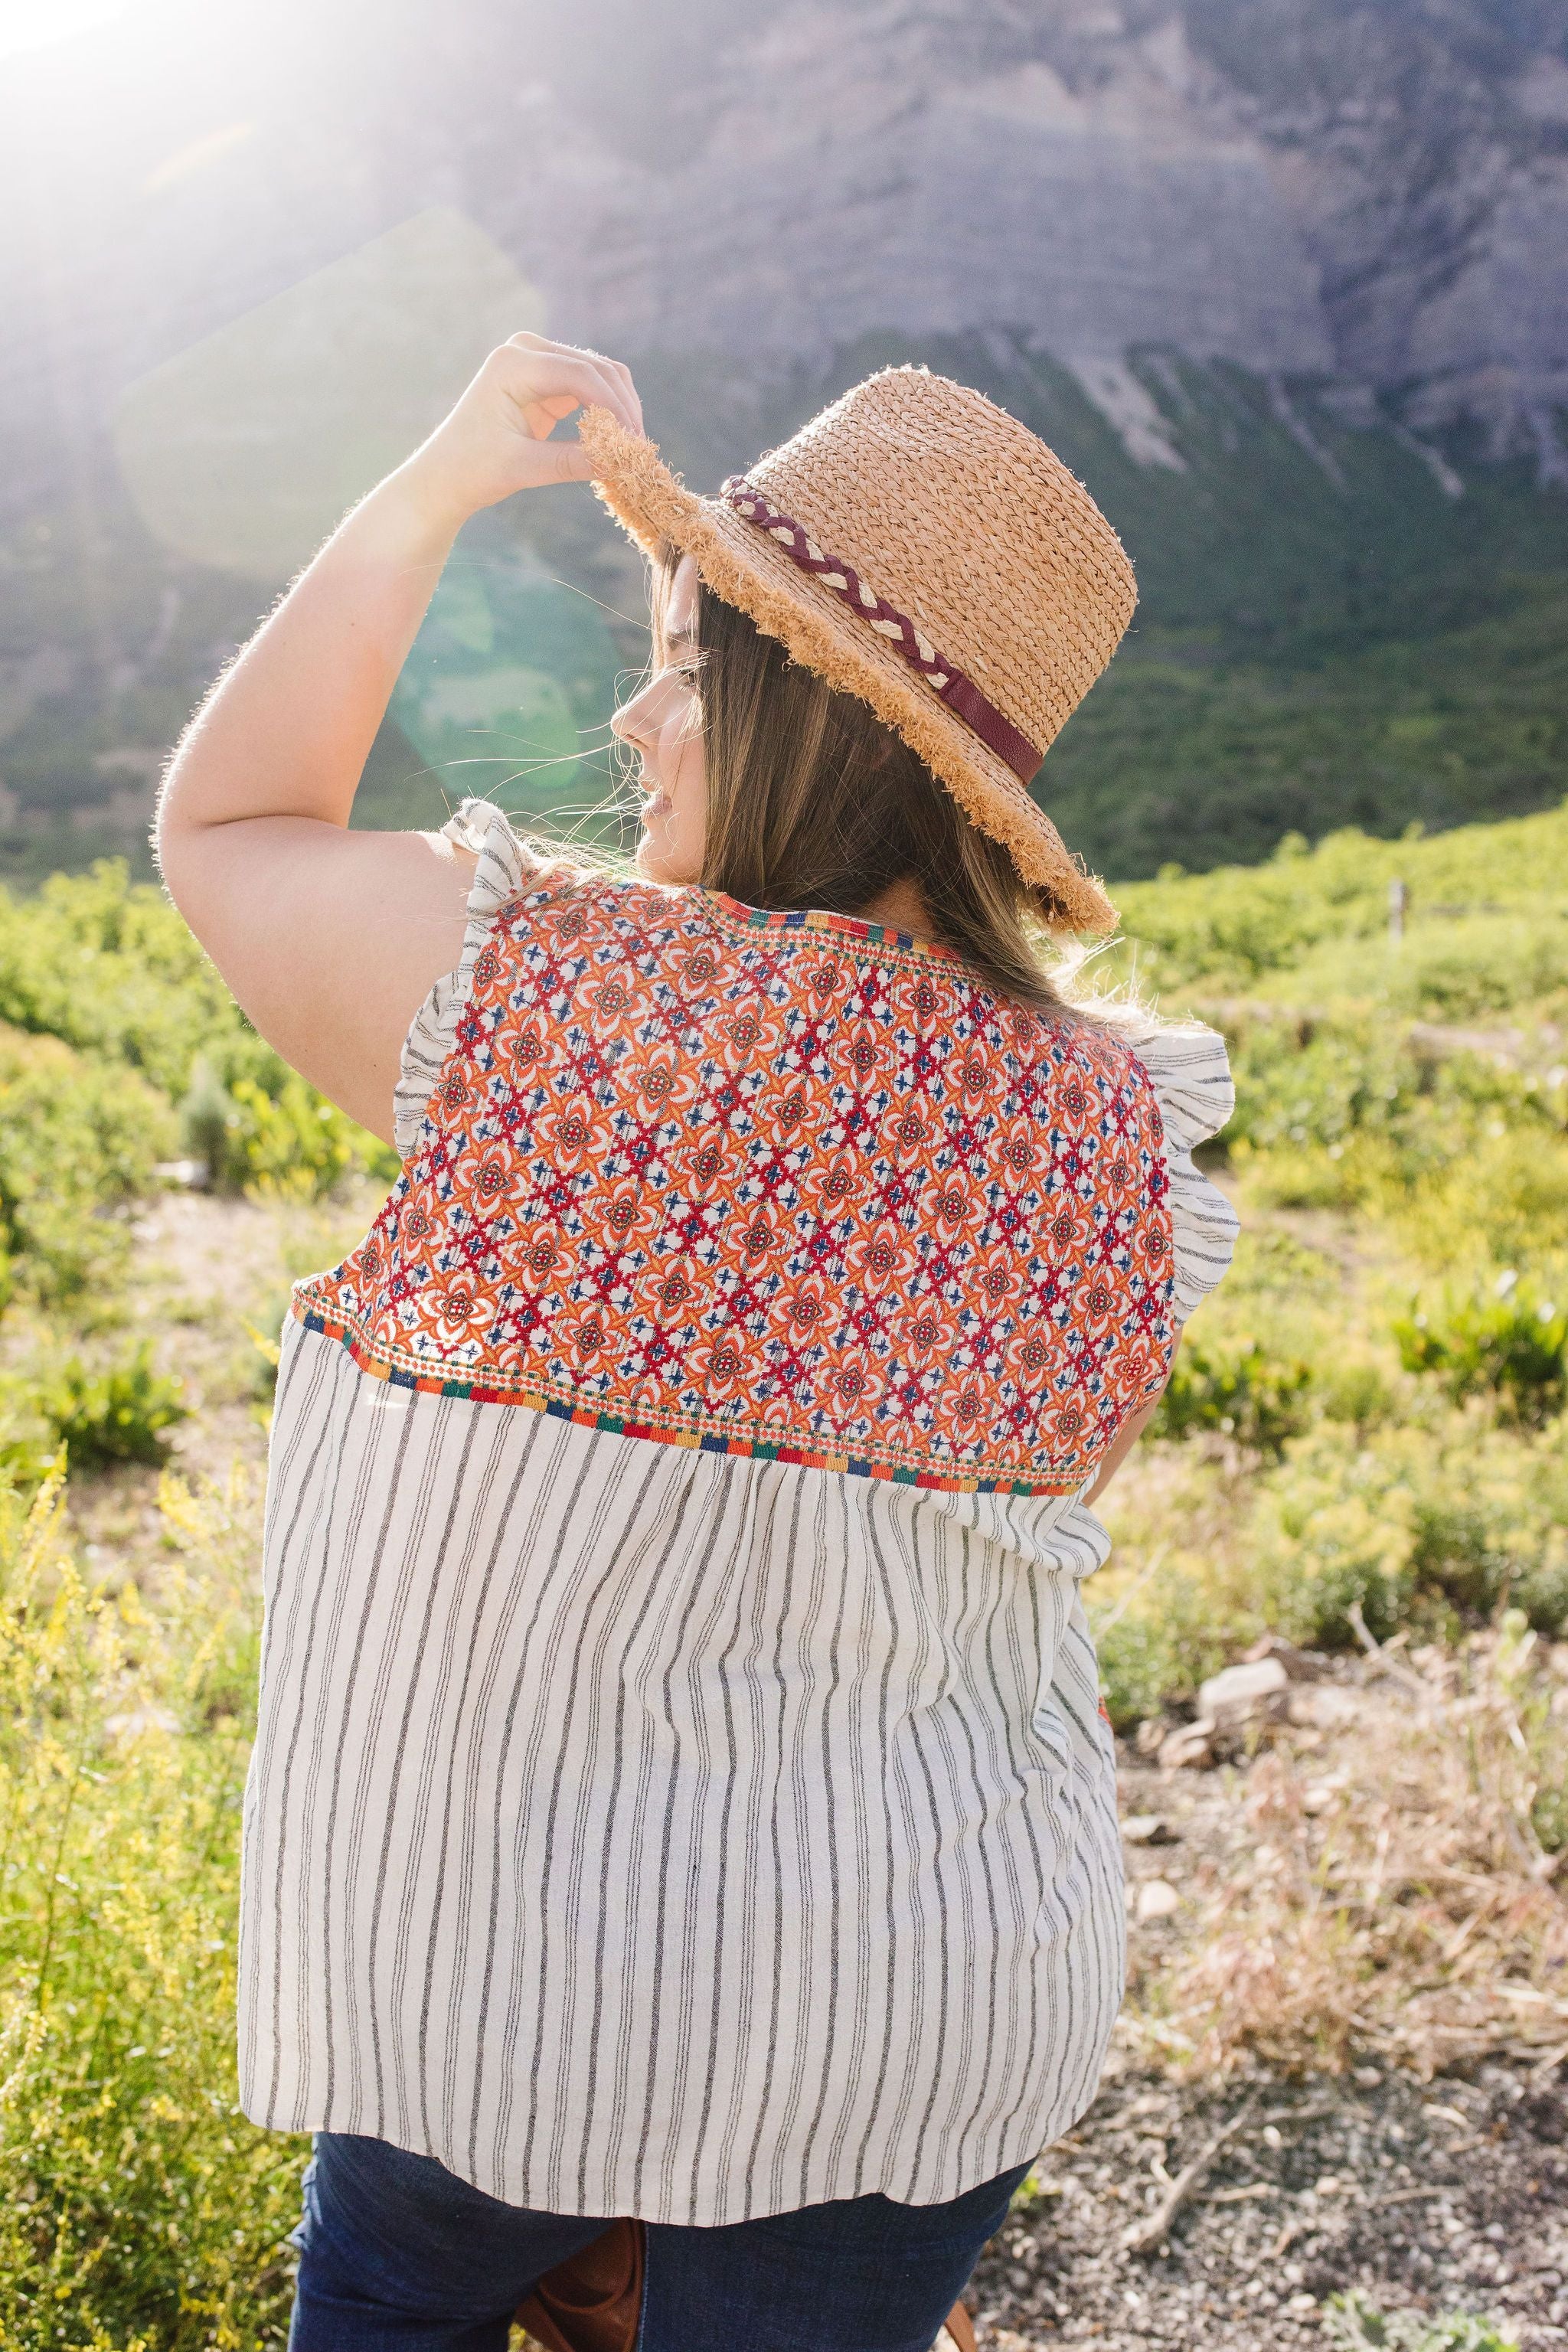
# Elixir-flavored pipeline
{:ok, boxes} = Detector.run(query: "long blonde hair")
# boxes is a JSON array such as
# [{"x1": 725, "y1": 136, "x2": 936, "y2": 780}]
[{"x1": 651, "y1": 547, "x2": 1099, "y2": 1018}]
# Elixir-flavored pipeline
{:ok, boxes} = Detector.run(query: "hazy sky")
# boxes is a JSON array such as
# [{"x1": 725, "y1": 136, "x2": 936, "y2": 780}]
[{"x1": 0, "y1": 0, "x2": 139, "y2": 60}]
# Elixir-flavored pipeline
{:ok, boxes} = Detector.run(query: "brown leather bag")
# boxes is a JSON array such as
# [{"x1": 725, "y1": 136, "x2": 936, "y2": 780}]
[{"x1": 514, "y1": 2217, "x2": 977, "y2": 2352}]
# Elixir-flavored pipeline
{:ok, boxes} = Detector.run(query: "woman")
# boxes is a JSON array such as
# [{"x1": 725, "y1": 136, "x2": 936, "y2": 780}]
[{"x1": 158, "y1": 334, "x2": 1236, "y2": 2352}]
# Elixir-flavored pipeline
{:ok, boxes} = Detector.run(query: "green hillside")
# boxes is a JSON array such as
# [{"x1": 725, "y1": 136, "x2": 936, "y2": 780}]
[
  {"x1": 1, "y1": 336, "x2": 1564, "y2": 884},
  {"x1": 1046, "y1": 580, "x2": 1568, "y2": 880}
]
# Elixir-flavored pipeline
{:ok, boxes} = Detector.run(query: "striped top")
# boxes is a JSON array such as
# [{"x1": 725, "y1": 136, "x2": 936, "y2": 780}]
[{"x1": 237, "y1": 802, "x2": 1237, "y2": 2225}]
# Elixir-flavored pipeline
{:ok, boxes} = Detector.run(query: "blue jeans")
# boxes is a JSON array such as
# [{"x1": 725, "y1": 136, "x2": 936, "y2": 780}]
[{"x1": 287, "y1": 2132, "x2": 1031, "y2": 2352}]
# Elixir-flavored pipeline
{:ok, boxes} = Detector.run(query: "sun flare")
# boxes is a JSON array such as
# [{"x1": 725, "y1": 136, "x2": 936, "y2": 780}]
[{"x1": 0, "y1": 0, "x2": 138, "y2": 60}]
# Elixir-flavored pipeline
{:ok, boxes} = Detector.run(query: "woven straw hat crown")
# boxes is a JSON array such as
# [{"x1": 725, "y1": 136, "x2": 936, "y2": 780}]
[{"x1": 580, "y1": 365, "x2": 1135, "y2": 933}]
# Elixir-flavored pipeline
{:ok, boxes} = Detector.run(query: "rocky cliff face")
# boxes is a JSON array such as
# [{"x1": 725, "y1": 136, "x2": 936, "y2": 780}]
[
  {"x1": 2, "y1": 0, "x2": 1566, "y2": 488},
  {"x1": 509, "y1": 4, "x2": 1336, "y2": 371},
  {"x1": 514, "y1": 0, "x2": 1568, "y2": 466}
]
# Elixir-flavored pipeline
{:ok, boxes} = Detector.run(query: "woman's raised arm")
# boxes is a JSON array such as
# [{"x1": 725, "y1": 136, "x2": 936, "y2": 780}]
[{"x1": 155, "y1": 334, "x2": 642, "y2": 1142}]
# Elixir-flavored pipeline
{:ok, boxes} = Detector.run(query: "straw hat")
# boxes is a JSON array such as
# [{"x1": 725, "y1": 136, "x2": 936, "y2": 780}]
[{"x1": 578, "y1": 365, "x2": 1135, "y2": 934}]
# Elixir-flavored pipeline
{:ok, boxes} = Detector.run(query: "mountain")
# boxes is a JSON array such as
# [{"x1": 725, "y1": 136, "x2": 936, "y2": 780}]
[{"x1": 1, "y1": 0, "x2": 1565, "y2": 884}]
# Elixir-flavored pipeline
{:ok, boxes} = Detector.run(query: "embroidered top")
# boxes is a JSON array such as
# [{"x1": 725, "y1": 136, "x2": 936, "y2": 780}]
[
  {"x1": 300, "y1": 828, "x2": 1177, "y2": 1491},
  {"x1": 238, "y1": 802, "x2": 1238, "y2": 2225}
]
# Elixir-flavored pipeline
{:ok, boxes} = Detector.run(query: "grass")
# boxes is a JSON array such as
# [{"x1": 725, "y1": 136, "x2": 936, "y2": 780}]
[
  {"x1": 0, "y1": 1467, "x2": 300, "y2": 2350},
  {"x1": 1085, "y1": 800, "x2": 1568, "y2": 1705}
]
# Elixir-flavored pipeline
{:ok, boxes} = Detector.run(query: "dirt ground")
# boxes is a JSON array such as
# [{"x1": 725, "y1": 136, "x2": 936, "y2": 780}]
[
  {"x1": 966, "y1": 2056, "x2": 1566, "y2": 2347},
  {"x1": 61, "y1": 1185, "x2": 368, "y2": 1576},
  {"x1": 962, "y1": 1701, "x2": 1568, "y2": 2350}
]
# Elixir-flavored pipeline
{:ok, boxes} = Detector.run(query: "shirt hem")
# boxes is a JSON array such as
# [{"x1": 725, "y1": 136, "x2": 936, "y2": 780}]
[{"x1": 236, "y1": 2092, "x2": 1099, "y2": 2226}]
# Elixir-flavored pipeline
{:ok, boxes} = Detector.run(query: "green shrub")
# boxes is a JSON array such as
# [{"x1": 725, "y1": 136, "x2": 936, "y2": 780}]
[
  {"x1": 0, "y1": 1468, "x2": 302, "y2": 2349},
  {"x1": 1393, "y1": 1272, "x2": 1568, "y2": 1423},
  {"x1": 0, "y1": 1024, "x2": 175, "y2": 1302},
  {"x1": 177, "y1": 1053, "x2": 235, "y2": 1175},
  {"x1": 1099, "y1": 1404, "x2": 1568, "y2": 1721},
  {"x1": 1315, "y1": 1359, "x2": 1399, "y2": 1432},
  {"x1": 181, "y1": 1050, "x2": 397, "y2": 1200},
  {"x1": 1112, "y1": 799, "x2": 1568, "y2": 998},
  {"x1": 1106, "y1": 1406, "x2": 1568, "y2": 1683},
  {"x1": 1385, "y1": 914, "x2": 1568, "y2": 1020},
  {"x1": 1516, "y1": 1551, "x2": 1568, "y2": 1640},
  {"x1": 1250, "y1": 1427, "x2": 1419, "y2": 1648},
  {"x1": 1234, "y1": 1133, "x2": 1391, "y2": 1213},
  {"x1": 1401, "y1": 1130, "x2": 1568, "y2": 1269},
  {"x1": 0, "y1": 861, "x2": 239, "y2": 1098},
  {"x1": 220, "y1": 1073, "x2": 390, "y2": 1199},
  {"x1": 1281, "y1": 1552, "x2": 1414, "y2": 1649},
  {"x1": 0, "y1": 871, "x2": 394, "y2": 1217},
  {"x1": 1224, "y1": 1016, "x2": 1417, "y2": 1158},
  {"x1": 1408, "y1": 1499, "x2": 1511, "y2": 1615},
  {"x1": 1096, "y1": 1612, "x2": 1184, "y2": 1733},
  {"x1": 1220, "y1": 1011, "x2": 1568, "y2": 1233},
  {"x1": 34, "y1": 1345, "x2": 188, "y2": 1471},
  {"x1": 1493, "y1": 1611, "x2": 1568, "y2": 1853},
  {"x1": 1535, "y1": 1778, "x2": 1568, "y2": 1855},
  {"x1": 1324, "y1": 2292, "x2": 1517, "y2": 2351},
  {"x1": 0, "y1": 1413, "x2": 60, "y2": 1494},
  {"x1": 1155, "y1": 1337, "x2": 1315, "y2": 1455},
  {"x1": 1090, "y1": 1560, "x2": 1244, "y2": 1730}
]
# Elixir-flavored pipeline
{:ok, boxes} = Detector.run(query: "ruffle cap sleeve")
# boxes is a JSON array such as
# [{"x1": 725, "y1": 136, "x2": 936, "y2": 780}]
[
  {"x1": 393, "y1": 798, "x2": 536, "y2": 1158},
  {"x1": 1132, "y1": 1021, "x2": 1240, "y2": 1325}
]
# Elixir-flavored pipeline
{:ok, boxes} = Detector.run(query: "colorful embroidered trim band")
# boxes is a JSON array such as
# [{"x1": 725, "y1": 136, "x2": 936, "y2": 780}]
[
  {"x1": 292, "y1": 1306, "x2": 1083, "y2": 1498},
  {"x1": 720, "y1": 476, "x2": 1043, "y2": 784}
]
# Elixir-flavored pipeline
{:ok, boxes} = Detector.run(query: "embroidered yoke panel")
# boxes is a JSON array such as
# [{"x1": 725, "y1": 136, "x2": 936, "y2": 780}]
[{"x1": 294, "y1": 871, "x2": 1176, "y2": 1494}]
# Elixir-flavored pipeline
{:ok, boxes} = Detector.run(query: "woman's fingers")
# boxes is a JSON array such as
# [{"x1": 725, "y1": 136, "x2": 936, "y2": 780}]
[
  {"x1": 544, "y1": 335, "x2": 642, "y2": 434},
  {"x1": 541, "y1": 442, "x2": 599, "y2": 484},
  {"x1": 536, "y1": 390, "x2": 580, "y2": 416},
  {"x1": 510, "y1": 352, "x2": 634, "y2": 437},
  {"x1": 521, "y1": 391, "x2": 581, "y2": 438},
  {"x1": 402, "y1": 335, "x2": 635, "y2": 516},
  {"x1": 500, "y1": 332, "x2": 644, "y2": 438},
  {"x1": 607, "y1": 358, "x2": 644, "y2": 436}
]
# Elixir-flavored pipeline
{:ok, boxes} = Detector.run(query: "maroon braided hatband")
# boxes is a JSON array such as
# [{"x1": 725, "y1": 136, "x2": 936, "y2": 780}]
[{"x1": 719, "y1": 477, "x2": 1042, "y2": 784}]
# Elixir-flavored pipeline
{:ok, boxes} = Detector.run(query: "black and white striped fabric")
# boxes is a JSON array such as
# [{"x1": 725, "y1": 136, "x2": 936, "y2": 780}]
[
  {"x1": 237, "y1": 806, "x2": 1239, "y2": 2226},
  {"x1": 1135, "y1": 1023, "x2": 1240, "y2": 1325}
]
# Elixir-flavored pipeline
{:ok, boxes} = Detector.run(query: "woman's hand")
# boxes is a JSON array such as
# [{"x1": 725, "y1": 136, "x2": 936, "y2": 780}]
[{"x1": 400, "y1": 332, "x2": 645, "y2": 527}]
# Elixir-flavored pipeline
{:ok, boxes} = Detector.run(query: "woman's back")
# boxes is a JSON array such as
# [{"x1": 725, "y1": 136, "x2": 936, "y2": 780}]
[
  {"x1": 317, "y1": 806, "x2": 1178, "y2": 1494},
  {"x1": 243, "y1": 802, "x2": 1234, "y2": 2226}
]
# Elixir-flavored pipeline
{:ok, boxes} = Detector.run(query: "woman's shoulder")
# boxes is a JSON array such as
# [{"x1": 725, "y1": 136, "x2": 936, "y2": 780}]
[{"x1": 1021, "y1": 1002, "x2": 1233, "y2": 1158}]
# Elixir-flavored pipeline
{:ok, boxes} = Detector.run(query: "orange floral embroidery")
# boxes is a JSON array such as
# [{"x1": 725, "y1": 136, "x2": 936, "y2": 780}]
[{"x1": 295, "y1": 880, "x2": 1176, "y2": 1492}]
